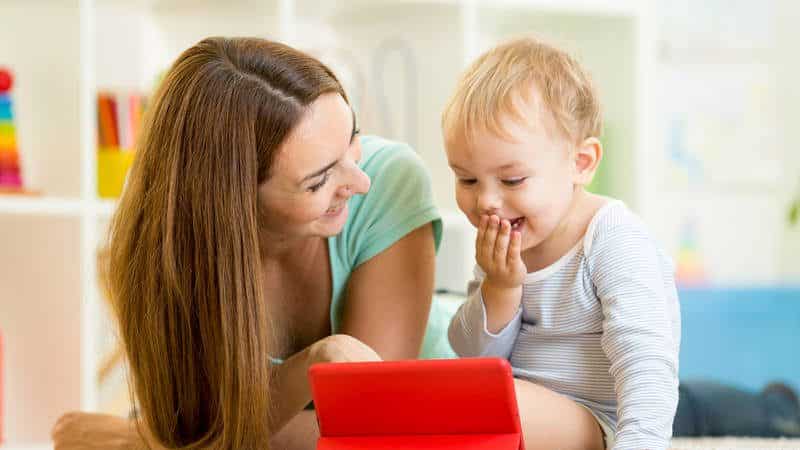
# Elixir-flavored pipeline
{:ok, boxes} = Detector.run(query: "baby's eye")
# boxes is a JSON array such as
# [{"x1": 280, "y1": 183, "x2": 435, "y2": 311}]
[
  {"x1": 502, "y1": 178, "x2": 527, "y2": 187},
  {"x1": 457, "y1": 178, "x2": 477, "y2": 186}
]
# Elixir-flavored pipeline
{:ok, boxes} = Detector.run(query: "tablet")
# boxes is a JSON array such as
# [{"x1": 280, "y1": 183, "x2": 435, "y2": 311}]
[{"x1": 309, "y1": 357, "x2": 524, "y2": 450}]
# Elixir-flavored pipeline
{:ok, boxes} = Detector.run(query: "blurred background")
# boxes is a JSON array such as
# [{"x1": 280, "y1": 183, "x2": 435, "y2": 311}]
[{"x1": 0, "y1": 0, "x2": 798, "y2": 445}]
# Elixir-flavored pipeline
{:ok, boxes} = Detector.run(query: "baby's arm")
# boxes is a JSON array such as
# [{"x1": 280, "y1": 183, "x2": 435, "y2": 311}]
[
  {"x1": 447, "y1": 274, "x2": 523, "y2": 358},
  {"x1": 590, "y1": 223, "x2": 680, "y2": 450},
  {"x1": 448, "y1": 215, "x2": 525, "y2": 358}
]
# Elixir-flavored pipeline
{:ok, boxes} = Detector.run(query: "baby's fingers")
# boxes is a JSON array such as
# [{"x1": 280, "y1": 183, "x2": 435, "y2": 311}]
[
  {"x1": 494, "y1": 220, "x2": 512, "y2": 265},
  {"x1": 481, "y1": 215, "x2": 500, "y2": 258},
  {"x1": 508, "y1": 230, "x2": 522, "y2": 266},
  {"x1": 476, "y1": 215, "x2": 489, "y2": 251}
]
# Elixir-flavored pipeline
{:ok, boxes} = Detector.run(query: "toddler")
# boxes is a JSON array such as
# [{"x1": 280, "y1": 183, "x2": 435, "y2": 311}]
[{"x1": 443, "y1": 36, "x2": 680, "y2": 450}]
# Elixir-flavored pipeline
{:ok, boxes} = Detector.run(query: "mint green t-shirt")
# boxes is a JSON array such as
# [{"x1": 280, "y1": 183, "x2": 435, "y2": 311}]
[{"x1": 327, "y1": 135, "x2": 454, "y2": 359}]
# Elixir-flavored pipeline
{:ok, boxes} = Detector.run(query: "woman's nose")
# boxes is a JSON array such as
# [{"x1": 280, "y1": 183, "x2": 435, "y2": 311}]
[{"x1": 341, "y1": 166, "x2": 371, "y2": 196}]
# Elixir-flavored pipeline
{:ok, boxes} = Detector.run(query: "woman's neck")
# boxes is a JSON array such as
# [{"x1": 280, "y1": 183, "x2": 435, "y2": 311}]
[{"x1": 258, "y1": 232, "x2": 327, "y2": 266}]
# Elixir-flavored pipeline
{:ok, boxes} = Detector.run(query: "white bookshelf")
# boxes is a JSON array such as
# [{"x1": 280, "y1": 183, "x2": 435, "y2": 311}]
[
  {"x1": 0, "y1": 0, "x2": 654, "y2": 443},
  {"x1": 0, "y1": 198, "x2": 83, "y2": 217}
]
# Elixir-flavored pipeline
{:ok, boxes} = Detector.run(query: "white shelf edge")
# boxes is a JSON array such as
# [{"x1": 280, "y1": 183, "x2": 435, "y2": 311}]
[
  {"x1": 92, "y1": 199, "x2": 118, "y2": 219},
  {"x1": 0, "y1": 196, "x2": 85, "y2": 217},
  {"x1": 0, "y1": 445, "x2": 53, "y2": 450}
]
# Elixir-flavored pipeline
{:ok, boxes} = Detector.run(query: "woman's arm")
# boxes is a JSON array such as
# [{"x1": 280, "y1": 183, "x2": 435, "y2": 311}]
[
  {"x1": 339, "y1": 223, "x2": 436, "y2": 360},
  {"x1": 52, "y1": 335, "x2": 380, "y2": 450},
  {"x1": 267, "y1": 334, "x2": 380, "y2": 432}
]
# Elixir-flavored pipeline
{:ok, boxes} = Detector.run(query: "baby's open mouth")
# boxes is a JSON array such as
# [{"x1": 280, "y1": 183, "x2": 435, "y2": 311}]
[{"x1": 510, "y1": 217, "x2": 525, "y2": 231}]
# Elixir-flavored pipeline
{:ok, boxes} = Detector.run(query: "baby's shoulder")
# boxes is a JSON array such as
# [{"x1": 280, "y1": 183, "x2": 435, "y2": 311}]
[{"x1": 582, "y1": 200, "x2": 656, "y2": 258}]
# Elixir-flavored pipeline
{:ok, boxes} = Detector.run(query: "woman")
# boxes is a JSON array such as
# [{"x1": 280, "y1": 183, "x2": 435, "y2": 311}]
[{"x1": 52, "y1": 36, "x2": 451, "y2": 450}]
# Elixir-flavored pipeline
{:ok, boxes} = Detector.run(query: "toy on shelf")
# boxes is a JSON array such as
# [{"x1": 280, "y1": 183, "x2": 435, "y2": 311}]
[
  {"x1": 675, "y1": 217, "x2": 708, "y2": 286},
  {"x1": 97, "y1": 90, "x2": 146, "y2": 198},
  {"x1": 0, "y1": 67, "x2": 26, "y2": 194}
]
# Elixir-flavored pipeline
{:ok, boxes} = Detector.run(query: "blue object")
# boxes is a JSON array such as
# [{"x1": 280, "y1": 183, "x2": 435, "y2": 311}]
[
  {"x1": 0, "y1": 94, "x2": 11, "y2": 120},
  {"x1": 679, "y1": 286, "x2": 800, "y2": 392}
]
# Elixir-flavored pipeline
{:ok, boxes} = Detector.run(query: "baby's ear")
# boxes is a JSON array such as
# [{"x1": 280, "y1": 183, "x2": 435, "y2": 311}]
[{"x1": 572, "y1": 137, "x2": 602, "y2": 185}]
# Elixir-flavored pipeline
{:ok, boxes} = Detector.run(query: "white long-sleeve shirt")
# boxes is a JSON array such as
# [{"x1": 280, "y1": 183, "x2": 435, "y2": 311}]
[{"x1": 448, "y1": 201, "x2": 681, "y2": 450}]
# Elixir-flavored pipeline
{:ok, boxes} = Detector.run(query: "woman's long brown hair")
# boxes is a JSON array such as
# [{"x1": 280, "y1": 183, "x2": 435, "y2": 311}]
[{"x1": 102, "y1": 37, "x2": 347, "y2": 449}]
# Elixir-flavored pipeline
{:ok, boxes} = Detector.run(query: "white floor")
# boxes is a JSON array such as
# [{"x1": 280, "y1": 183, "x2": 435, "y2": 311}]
[{"x1": 672, "y1": 437, "x2": 800, "y2": 449}]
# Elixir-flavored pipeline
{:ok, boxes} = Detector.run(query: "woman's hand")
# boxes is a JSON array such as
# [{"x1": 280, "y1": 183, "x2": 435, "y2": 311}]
[
  {"x1": 52, "y1": 412, "x2": 139, "y2": 450},
  {"x1": 267, "y1": 334, "x2": 381, "y2": 435},
  {"x1": 309, "y1": 334, "x2": 382, "y2": 365}
]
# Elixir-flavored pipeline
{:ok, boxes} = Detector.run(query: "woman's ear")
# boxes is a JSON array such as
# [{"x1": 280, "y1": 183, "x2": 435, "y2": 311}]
[{"x1": 572, "y1": 137, "x2": 602, "y2": 186}]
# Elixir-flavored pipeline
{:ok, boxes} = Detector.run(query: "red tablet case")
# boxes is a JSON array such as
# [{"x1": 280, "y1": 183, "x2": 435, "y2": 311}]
[{"x1": 309, "y1": 357, "x2": 524, "y2": 450}]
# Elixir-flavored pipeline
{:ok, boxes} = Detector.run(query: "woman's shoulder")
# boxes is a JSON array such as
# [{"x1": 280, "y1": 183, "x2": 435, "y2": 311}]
[
  {"x1": 358, "y1": 135, "x2": 429, "y2": 178},
  {"x1": 352, "y1": 135, "x2": 436, "y2": 220},
  {"x1": 335, "y1": 135, "x2": 441, "y2": 265},
  {"x1": 359, "y1": 134, "x2": 411, "y2": 154}
]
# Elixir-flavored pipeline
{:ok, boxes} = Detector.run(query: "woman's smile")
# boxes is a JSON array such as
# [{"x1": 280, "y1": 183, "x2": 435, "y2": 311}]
[{"x1": 324, "y1": 202, "x2": 347, "y2": 219}]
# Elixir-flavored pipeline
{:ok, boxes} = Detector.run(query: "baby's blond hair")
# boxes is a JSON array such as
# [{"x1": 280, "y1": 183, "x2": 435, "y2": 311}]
[{"x1": 442, "y1": 36, "x2": 602, "y2": 147}]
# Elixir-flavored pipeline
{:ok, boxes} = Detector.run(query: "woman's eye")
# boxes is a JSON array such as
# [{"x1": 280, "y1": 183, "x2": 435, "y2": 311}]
[
  {"x1": 308, "y1": 172, "x2": 331, "y2": 193},
  {"x1": 502, "y1": 178, "x2": 526, "y2": 187},
  {"x1": 457, "y1": 178, "x2": 477, "y2": 186}
]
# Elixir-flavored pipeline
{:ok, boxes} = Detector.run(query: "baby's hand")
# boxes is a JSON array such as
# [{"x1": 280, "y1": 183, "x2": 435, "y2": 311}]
[{"x1": 476, "y1": 215, "x2": 526, "y2": 289}]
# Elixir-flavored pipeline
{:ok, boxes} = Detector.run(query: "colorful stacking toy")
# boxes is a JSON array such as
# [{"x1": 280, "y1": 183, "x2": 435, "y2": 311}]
[
  {"x1": 675, "y1": 218, "x2": 707, "y2": 286},
  {"x1": 0, "y1": 68, "x2": 24, "y2": 192}
]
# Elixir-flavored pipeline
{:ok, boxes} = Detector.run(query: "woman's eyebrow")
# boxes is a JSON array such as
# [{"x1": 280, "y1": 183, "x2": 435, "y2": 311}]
[{"x1": 301, "y1": 160, "x2": 338, "y2": 182}]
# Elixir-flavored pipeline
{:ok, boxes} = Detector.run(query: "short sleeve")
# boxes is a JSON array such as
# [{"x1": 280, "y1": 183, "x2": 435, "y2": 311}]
[{"x1": 343, "y1": 136, "x2": 442, "y2": 268}]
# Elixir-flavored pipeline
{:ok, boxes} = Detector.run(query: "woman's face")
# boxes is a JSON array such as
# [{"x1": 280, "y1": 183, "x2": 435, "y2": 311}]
[{"x1": 258, "y1": 93, "x2": 370, "y2": 239}]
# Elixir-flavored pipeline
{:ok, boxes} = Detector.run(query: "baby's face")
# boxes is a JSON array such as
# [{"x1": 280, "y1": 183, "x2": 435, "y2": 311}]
[{"x1": 445, "y1": 112, "x2": 578, "y2": 254}]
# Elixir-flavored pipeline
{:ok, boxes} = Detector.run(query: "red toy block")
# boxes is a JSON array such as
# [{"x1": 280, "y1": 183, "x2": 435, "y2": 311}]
[{"x1": 0, "y1": 69, "x2": 13, "y2": 93}]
